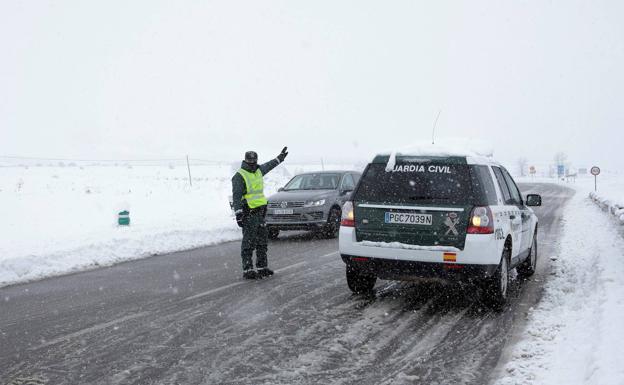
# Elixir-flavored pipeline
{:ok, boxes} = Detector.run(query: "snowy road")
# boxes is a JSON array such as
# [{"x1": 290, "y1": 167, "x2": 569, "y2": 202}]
[{"x1": 0, "y1": 183, "x2": 573, "y2": 385}]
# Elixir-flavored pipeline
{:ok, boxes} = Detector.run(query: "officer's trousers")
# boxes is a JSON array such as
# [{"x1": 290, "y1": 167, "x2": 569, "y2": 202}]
[{"x1": 241, "y1": 207, "x2": 268, "y2": 271}]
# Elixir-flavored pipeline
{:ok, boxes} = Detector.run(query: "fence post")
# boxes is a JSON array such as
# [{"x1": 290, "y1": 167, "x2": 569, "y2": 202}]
[{"x1": 186, "y1": 155, "x2": 192, "y2": 187}]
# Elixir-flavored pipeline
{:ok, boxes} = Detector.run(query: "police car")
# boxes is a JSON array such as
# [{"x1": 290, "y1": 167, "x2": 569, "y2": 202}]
[{"x1": 339, "y1": 150, "x2": 542, "y2": 307}]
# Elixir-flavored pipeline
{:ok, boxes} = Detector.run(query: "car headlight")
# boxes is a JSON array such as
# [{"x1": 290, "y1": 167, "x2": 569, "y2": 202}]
[{"x1": 304, "y1": 199, "x2": 326, "y2": 207}]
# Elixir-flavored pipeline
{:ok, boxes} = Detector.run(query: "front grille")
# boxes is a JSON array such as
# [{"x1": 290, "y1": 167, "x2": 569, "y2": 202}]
[
  {"x1": 267, "y1": 212, "x2": 324, "y2": 222},
  {"x1": 268, "y1": 201, "x2": 306, "y2": 209}
]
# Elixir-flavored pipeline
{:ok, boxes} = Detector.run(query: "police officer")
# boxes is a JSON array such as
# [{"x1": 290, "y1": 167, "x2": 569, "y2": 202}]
[{"x1": 232, "y1": 147, "x2": 289, "y2": 279}]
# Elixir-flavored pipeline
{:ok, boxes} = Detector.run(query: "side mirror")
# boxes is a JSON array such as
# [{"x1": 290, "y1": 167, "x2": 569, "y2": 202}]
[
  {"x1": 340, "y1": 189, "x2": 352, "y2": 195},
  {"x1": 526, "y1": 194, "x2": 542, "y2": 207},
  {"x1": 343, "y1": 191, "x2": 354, "y2": 200},
  {"x1": 278, "y1": 187, "x2": 284, "y2": 192}
]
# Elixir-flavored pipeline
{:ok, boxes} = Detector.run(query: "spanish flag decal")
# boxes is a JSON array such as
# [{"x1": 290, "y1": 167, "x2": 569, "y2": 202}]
[{"x1": 443, "y1": 253, "x2": 457, "y2": 262}]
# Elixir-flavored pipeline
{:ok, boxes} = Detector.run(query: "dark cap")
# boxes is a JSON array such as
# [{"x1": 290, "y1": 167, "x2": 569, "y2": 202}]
[{"x1": 244, "y1": 151, "x2": 258, "y2": 164}]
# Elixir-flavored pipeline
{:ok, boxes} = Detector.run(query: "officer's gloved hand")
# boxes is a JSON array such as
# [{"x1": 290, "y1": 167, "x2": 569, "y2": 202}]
[
  {"x1": 277, "y1": 146, "x2": 288, "y2": 163},
  {"x1": 235, "y1": 210, "x2": 244, "y2": 228}
]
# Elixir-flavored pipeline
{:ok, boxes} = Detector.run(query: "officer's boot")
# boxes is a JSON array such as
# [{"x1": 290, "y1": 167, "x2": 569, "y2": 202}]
[
  {"x1": 257, "y1": 267, "x2": 274, "y2": 278},
  {"x1": 243, "y1": 269, "x2": 257, "y2": 279}
]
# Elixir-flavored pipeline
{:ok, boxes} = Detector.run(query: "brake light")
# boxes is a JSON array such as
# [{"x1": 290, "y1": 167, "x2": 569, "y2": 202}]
[
  {"x1": 467, "y1": 206, "x2": 494, "y2": 234},
  {"x1": 341, "y1": 201, "x2": 355, "y2": 227}
]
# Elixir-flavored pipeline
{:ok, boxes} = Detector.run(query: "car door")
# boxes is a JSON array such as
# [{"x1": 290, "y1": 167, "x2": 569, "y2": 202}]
[
  {"x1": 492, "y1": 166, "x2": 523, "y2": 264},
  {"x1": 501, "y1": 168, "x2": 533, "y2": 255}
]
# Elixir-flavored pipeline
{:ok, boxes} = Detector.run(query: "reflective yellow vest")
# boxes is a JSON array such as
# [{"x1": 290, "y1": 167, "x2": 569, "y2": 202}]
[{"x1": 238, "y1": 168, "x2": 268, "y2": 209}]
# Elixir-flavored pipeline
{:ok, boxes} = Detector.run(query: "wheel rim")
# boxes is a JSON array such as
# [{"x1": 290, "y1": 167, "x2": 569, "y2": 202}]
[{"x1": 500, "y1": 255, "x2": 508, "y2": 298}]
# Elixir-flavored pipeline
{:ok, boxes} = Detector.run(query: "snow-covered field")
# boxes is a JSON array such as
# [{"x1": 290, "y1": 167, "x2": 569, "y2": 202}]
[
  {"x1": 496, "y1": 173, "x2": 624, "y2": 385},
  {"x1": 0, "y1": 162, "x2": 356, "y2": 287}
]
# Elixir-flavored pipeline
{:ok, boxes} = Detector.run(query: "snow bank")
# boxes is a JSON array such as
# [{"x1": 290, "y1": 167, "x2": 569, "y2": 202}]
[
  {"x1": 494, "y1": 191, "x2": 624, "y2": 385},
  {"x1": 589, "y1": 191, "x2": 624, "y2": 225},
  {"x1": 0, "y1": 162, "x2": 355, "y2": 287}
]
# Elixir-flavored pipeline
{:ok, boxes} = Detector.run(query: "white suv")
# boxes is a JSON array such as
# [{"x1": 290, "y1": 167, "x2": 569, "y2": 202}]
[{"x1": 339, "y1": 150, "x2": 541, "y2": 308}]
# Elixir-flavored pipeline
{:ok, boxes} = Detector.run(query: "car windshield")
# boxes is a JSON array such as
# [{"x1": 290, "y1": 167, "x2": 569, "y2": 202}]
[
  {"x1": 353, "y1": 163, "x2": 477, "y2": 205},
  {"x1": 284, "y1": 173, "x2": 340, "y2": 190}
]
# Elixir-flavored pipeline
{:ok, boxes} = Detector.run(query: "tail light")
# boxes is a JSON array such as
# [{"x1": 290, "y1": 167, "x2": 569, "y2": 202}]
[
  {"x1": 341, "y1": 201, "x2": 355, "y2": 227},
  {"x1": 467, "y1": 206, "x2": 494, "y2": 234}
]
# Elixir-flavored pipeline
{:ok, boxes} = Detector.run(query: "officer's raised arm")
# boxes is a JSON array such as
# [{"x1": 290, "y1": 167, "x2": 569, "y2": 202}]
[{"x1": 259, "y1": 146, "x2": 288, "y2": 175}]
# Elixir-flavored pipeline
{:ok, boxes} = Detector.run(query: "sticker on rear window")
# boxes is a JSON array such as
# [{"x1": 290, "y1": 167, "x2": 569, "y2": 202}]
[{"x1": 391, "y1": 165, "x2": 452, "y2": 173}]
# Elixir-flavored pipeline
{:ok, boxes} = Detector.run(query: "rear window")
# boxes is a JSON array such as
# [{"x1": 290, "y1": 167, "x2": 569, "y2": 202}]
[{"x1": 353, "y1": 163, "x2": 479, "y2": 205}]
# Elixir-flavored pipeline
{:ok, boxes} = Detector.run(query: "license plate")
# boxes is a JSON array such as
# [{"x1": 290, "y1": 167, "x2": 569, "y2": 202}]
[
  {"x1": 385, "y1": 212, "x2": 432, "y2": 225},
  {"x1": 274, "y1": 209, "x2": 294, "y2": 215}
]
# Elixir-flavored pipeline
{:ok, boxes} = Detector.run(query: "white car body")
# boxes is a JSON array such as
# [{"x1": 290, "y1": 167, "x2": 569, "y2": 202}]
[{"x1": 339, "y1": 150, "x2": 540, "y2": 283}]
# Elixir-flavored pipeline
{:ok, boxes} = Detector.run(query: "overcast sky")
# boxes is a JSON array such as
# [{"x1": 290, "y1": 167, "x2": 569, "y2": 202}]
[{"x1": 2, "y1": 0, "x2": 623, "y2": 169}]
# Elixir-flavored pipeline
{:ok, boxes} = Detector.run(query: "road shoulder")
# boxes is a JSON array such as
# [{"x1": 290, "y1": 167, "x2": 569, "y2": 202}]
[{"x1": 492, "y1": 188, "x2": 624, "y2": 385}]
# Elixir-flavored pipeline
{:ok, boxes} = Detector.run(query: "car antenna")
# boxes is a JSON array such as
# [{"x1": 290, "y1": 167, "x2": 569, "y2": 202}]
[{"x1": 431, "y1": 109, "x2": 441, "y2": 145}]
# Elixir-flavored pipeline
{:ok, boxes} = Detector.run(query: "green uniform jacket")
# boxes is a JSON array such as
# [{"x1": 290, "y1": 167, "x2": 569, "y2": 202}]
[{"x1": 232, "y1": 158, "x2": 281, "y2": 213}]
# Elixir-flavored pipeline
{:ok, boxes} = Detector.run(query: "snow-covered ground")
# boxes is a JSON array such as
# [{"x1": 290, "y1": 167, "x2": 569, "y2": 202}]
[
  {"x1": 0, "y1": 162, "x2": 357, "y2": 287},
  {"x1": 4, "y1": 162, "x2": 624, "y2": 384},
  {"x1": 496, "y1": 174, "x2": 624, "y2": 385}
]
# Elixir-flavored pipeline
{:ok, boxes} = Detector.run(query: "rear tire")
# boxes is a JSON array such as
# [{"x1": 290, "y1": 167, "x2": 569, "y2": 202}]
[
  {"x1": 346, "y1": 265, "x2": 376, "y2": 294},
  {"x1": 517, "y1": 231, "x2": 537, "y2": 279},
  {"x1": 322, "y1": 208, "x2": 341, "y2": 239},
  {"x1": 268, "y1": 227, "x2": 280, "y2": 240},
  {"x1": 483, "y1": 245, "x2": 510, "y2": 310}
]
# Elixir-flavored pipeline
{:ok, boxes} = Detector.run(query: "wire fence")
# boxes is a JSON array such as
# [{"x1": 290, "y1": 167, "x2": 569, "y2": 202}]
[
  {"x1": 0, "y1": 155, "x2": 231, "y2": 168},
  {"x1": 0, "y1": 155, "x2": 362, "y2": 192}
]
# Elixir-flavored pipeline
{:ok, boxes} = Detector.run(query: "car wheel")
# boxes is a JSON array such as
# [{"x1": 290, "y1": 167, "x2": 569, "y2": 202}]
[
  {"x1": 268, "y1": 227, "x2": 280, "y2": 240},
  {"x1": 322, "y1": 207, "x2": 341, "y2": 239},
  {"x1": 517, "y1": 230, "x2": 537, "y2": 279},
  {"x1": 483, "y1": 245, "x2": 510, "y2": 310},
  {"x1": 346, "y1": 265, "x2": 377, "y2": 294}
]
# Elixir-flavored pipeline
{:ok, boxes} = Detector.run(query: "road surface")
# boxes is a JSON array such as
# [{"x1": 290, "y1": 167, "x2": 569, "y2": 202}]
[{"x1": 0, "y1": 183, "x2": 574, "y2": 385}]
